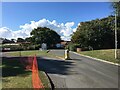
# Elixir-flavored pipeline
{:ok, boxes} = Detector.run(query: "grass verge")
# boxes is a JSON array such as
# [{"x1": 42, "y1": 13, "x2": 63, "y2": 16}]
[
  {"x1": 2, "y1": 56, "x2": 50, "y2": 89},
  {"x1": 78, "y1": 49, "x2": 120, "y2": 63},
  {"x1": 6, "y1": 50, "x2": 48, "y2": 57},
  {"x1": 6, "y1": 50, "x2": 54, "y2": 58}
]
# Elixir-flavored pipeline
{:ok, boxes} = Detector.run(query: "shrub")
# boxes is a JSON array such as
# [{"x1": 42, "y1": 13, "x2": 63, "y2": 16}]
[
  {"x1": 35, "y1": 44, "x2": 41, "y2": 50},
  {"x1": 2, "y1": 45, "x2": 23, "y2": 51},
  {"x1": 66, "y1": 43, "x2": 81, "y2": 51},
  {"x1": 69, "y1": 44, "x2": 76, "y2": 51},
  {"x1": 81, "y1": 47, "x2": 89, "y2": 51}
]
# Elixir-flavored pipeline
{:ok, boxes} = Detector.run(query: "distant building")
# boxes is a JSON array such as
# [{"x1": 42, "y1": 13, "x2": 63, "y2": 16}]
[{"x1": 56, "y1": 40, "x2": 71, "y2": 48}]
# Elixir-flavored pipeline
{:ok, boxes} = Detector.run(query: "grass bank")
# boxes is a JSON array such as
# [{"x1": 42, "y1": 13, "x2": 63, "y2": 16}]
[{"x1": 79, "y1": 49, "x2": 120, "y2": 63}]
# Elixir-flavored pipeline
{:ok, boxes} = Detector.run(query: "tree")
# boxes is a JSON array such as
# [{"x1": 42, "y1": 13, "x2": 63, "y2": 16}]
[
  {"x1": 112, "y1": 2, "x2": 120, "y2": 15},
  {"x1": 2, "y1": 38, "x2": 11, "y2": 44},
  {"x1": 71, "y1": 16, "x2": 118, "y2": 50},
  {"x1": 112, "y1": 2, "x2": 120, "y2": 49},
  {"x1": 112, "y1": 2, "x2": 120, "y2": 29},
  {"x1": 11, "y1": 39, "x2": 16, "y2": 43},
  {"x1": 25, "y1": 37, "x2": 32, "y2": 42},
  {"x1": 17, "y1": 38, "x2": 25, "y2": 43},
  {"x1": 30, "y1": 27, "x2": 61, "y2": 48}
]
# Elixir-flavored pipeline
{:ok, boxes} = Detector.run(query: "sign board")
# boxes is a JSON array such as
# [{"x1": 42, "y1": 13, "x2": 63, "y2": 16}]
[
  {"x1": 56, "y1": 44, "x2": 61, "y2": 48},
  {"x1": 41, "y1": 43, "x2": 47, "y2": 50}
]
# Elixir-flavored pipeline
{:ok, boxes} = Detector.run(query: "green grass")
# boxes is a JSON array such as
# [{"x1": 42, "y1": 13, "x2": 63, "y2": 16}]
[
  {"x1": 39, "y1": 71, "x2": 50, "y2": 89},
  {"x1": 6, "y1": 50, "x2": 51, "y2": 57},
  {"x1": 2, "y1": 57, "x2": 32, "y2": 88},
  {"x1": 2, "y1": 56, "x2": 50, "y2": 89},
  {"x1": 79, "y1": 49, "x2": 120, "y2": 63}
]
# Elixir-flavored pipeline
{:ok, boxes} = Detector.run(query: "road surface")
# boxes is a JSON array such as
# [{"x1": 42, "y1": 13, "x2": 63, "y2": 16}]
[{"x1": 37, "y1": 50, "x2": 119, "y2": 89}]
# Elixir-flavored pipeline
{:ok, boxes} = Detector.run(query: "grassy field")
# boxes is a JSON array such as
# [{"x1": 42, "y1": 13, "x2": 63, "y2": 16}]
[
  {"x1": 79, "y1": 49, "x2": 120, "y2": 63},
  {"x1": 2, "y1": 51, "x2": 50, "y2": 89}
]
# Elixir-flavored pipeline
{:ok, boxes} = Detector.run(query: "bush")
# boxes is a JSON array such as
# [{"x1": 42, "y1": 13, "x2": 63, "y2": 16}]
[
  {"x1": 66, "y1": 43, "x2": 81, "y2": 51},
  {"x1": 69, "y1": 44, "x2": 76, "y2": 51},
  {"x1": 2, "y1": 43, "x2": 41, "y2": 51},
  {"x1": 35, "y1": 44, "x2": 41, "y2": 50},
  {"x1": 20, "y1": 44, "x2": 41, "y2": 50},
  {"x1": 27, "y1": 45, "x2": 35, "y2": 50},
  {"x1": 2, "y1": 45, "x2": 23, "y2": 51},
  {"x1": 81, "y1": 47, "x2": 89, "y2": 51}
]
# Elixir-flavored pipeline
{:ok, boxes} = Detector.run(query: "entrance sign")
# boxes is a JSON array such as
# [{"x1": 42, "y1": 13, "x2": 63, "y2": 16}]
[{"x1": 41, "y1": 43, "x2": 47, "y2": 50}]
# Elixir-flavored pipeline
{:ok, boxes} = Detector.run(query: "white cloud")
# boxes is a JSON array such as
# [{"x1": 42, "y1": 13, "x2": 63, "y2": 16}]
[
  {"x1": 61, "y1": 36, "x2": 71, "y2": 41},
  {"x1": 73, "y1": 28, "x2": 77, "y2": 32},
  {"x1": 0, "y1": 27, "x2": 13, "y2": 39},
  {"x1": 60, "y1": 22, "x2": 75, "y2": 37},
  {"x1": 0, "y1": 18, "x2": 78, "y2": 41}
]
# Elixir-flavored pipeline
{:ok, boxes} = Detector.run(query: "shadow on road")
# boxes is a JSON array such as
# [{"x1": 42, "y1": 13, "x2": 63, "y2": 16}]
[
  {"x1": 70, "y1": 58, "x2": 82, "y2": 61},
  {"x1": 37, "y1": 57, "x2": 75, "y2": 75}
]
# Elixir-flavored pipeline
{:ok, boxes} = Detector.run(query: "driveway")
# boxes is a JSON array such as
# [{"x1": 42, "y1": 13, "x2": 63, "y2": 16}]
[{"x1": 37, "y1": 50, "x2": 118, "y2": 89}]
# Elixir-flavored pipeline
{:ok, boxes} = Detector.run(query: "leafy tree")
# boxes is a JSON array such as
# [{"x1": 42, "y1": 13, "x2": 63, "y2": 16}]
[
  {"x1": 30, "y1": 27, "x2": 61, "y2": 48},
  {"x1": 11, "y1": 39, "x2": 16, "y2": 43},
  {"x1": 71, "y1": 16, "x2": 119, "y2": 50},
  {"x1": 2, "y1": 38, "x2": 11, "y2": 44},
  {"x1": 112, "y1": 2, "x2": 120, "y2": 15},
  {"x1": 25, "y1": 37, "x2": 32, "y2": 42},
  {"x1": 72, "y1": 2, "x2": 120, "y2": 50},
  {"x1": 112, "y1": 2, "x2": 120, "y2": 49},
  {"x1": 17, "y1": 38, "x2": 25, "y2": 43}
]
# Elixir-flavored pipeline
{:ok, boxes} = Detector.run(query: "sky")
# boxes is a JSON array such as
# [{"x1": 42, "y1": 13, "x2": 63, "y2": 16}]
[{"x1": 0, "y1": 2, "x2": 113, "y2": 41}]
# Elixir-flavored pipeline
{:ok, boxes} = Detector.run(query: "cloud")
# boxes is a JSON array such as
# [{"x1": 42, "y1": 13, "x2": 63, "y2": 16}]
[
  {"x1": 0, "y1": 27, "x2": 28, "y2": 39},
  {"x1": 60, "y1": 22, "x2": 75, "y2": 37},
  {"x1": 61, "y1": 36, "x2": 72, "y2": 41},
  {"x1": 0, "y1": 27, "x2": 13, "y2": 39},
  {"x1": 0, "y1": 18, "x2": 77, "y2": 41}
]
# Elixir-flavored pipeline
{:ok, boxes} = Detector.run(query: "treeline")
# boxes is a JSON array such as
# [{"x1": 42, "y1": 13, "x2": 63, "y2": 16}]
[
  {"x1": 1, "y1": 27, "x2": 61, "y2": 51},
  {"x1": 71, "y1": 16, "x2": 120, "y2": 50}
]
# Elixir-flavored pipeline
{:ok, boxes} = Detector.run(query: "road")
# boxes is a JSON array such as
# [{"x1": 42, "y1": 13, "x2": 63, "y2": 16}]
[{"x1": 37, "y1": 50, "x2": 119, "y2": 89}]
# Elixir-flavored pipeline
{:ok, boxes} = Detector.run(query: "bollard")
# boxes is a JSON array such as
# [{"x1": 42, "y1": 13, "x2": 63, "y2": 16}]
[{"x1": 65, "y1": 49, "x2": 70, "y2": 60}]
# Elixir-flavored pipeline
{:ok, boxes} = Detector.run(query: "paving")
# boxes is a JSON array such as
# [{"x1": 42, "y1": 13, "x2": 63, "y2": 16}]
[{"x1": 37, "y1": 50, "x2": 119, "y2": 89}]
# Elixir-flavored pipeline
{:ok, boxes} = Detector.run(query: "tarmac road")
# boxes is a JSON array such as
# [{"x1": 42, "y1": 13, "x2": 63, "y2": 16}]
[{"x1": 37, "y1": 49, "x2": 119, "y2": 89}]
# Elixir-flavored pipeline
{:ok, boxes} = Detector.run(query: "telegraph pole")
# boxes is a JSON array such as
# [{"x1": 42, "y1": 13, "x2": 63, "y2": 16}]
[{"x1": 115, "y1": 12, "x2": 118, "y2": 59}]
